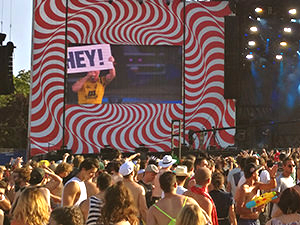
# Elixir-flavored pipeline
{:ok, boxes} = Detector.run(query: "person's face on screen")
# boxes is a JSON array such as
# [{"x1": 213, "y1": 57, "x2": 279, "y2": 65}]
[{"x1": 88, "y1": 70, "x2": 100, "y2": 82}]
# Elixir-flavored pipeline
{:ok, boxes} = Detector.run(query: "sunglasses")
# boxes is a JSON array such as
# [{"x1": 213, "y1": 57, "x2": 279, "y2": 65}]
[{"x1": 288, "y1": 164, "x2": 295, "y2": 168}]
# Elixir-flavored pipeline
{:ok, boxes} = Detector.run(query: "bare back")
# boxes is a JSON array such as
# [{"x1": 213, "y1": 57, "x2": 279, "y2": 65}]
[
  {"x1": 147, "y1": 194, "x2": 197, "y2": 225},
  {"x1": 123, "y1": 179, "x2": 147, "y2": 222},
  {"x1": 184, "y1": 190, "x2": 212, "y2": 219}
]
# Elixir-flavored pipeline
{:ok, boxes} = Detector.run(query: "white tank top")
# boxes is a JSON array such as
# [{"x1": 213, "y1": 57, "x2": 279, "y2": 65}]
[{"x1": 62, "y1": 176, "x2": 87, "y2": 206}]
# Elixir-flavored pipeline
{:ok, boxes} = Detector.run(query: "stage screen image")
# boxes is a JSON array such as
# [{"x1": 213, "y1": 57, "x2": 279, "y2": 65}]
[{"x1": 66, "y1": 44, "x2": 182, "y2": 104}]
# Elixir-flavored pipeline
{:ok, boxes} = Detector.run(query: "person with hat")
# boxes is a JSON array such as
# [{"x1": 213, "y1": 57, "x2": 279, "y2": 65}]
[
  {"x1": 28, "y1": 167, "x2": 51, "y2": 208},
  {"x1": 152, "y1": 155, "x2": 177, "y2": 200},
  {"x1": 235, "y1": 163, "x2": 278, "y2": 225},
  {"x1": 174, "y1": 165, "x2": 188, "y2": 195},
  {"x1": 138, "y1": 164, "x2": 159, "y2": 208},
  {"x1": 119, "y1": 161, "x2": 148, "y2": 223}
]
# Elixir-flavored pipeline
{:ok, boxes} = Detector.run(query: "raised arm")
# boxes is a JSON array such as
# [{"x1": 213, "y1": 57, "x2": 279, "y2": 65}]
[
  {"x1": 104, "y1": 56, "x2": 116, "y2": 84},
  {"x1": 72, "y1": 73, "x2": 92, "y2": 92},
  {"x1": 257, "y1": 164, "x2": 278, "y2": 191}
]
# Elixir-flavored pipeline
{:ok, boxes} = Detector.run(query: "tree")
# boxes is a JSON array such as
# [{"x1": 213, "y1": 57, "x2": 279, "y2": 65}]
[{"x1": 0, "y1": 70, "x2": 30, "y2": 148}]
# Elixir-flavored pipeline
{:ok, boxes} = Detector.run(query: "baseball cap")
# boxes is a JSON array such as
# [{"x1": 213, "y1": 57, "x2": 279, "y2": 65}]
[
  {"x1": 29, "y1": 167, "x2": 45, "y2": 185},
  {"x1": 244, "y1": 163, "x2": 262, "y2": 179},
  {"x1": 119, "y1": 161, "x2": 135, "y2": 176},
  {"x1": 145, "y1": 164, "x2": 159, "y2": 174}
]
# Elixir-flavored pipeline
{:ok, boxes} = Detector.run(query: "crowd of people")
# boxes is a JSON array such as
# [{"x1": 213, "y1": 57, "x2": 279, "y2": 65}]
[{"x1": 0, "y1": 148, "x2": 299, "y2": 225}]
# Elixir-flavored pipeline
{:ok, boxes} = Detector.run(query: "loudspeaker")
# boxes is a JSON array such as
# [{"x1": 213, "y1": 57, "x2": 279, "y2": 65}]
[
  {"x1": 224, "y1": 16, "x2": 240, "y2": 99},
  {"x1": 0, "y1": 42, "x2": 14, "y2": 95}
]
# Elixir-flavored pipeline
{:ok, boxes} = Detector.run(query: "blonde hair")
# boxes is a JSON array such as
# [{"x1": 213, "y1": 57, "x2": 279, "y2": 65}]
[
  {"x1": 13, "y1": 187, "x2": 50, "y2": 225},
  {"x1": 176, "y1": 204, "x2": 207, "y2": 225}
]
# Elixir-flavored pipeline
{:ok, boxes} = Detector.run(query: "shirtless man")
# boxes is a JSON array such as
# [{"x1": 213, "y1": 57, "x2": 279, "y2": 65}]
[
  {"x1": 152, "y1": 155, "x2": 176, "y2": 200},
  {"x1": 147, "y1": 171, "x2": 202, "y2": 225},
  {"x1": 62, "y1": 158, "x2": 98, "y2": 207},
  {"x1": 235, "y1": 162, "x2": 278, "y2": 225},
  {"x1": 119, "y1": 161, "x2": 148, "y2": 223},
  {"x1": 184, "y1": 167, "x2": 218, "y2": 225}
]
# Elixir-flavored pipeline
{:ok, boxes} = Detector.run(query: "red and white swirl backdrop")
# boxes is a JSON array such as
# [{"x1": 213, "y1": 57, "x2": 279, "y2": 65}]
[{"x1": 30, "y1": 0, "x2": 235, "y2": 155}]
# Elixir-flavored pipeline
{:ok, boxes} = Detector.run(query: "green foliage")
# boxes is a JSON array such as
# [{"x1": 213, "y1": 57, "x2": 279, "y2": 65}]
[{"x1": 0, "y1": 70, "x2": 30, "y2": 148}]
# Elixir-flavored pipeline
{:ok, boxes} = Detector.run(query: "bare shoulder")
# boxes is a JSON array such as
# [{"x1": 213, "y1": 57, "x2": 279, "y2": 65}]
[
  {"x1": 80, "y1": 198, "x2": 89, "y2": 209},
  {"x1": 134, "y1": 182, "x2": 145, "y2": 193},
  {"x1": 64, "y1": 181, "x2": 80, "y2": 192},
  {"x1": 240, "y1": 183, "x2": 248, "y2": 193},
  {"x1": 148, "y1": 204, "x2": 157, "y2": 215},
  {"x1": 186, "y1": 196, "x2": 200, "y2": 206},
  {"x1": 184, "y1": 190, "x2": 193, "y2": 197}
]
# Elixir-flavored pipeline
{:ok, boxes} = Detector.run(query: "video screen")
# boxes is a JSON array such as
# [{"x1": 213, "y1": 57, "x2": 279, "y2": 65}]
[{"x1": 66, "y1": 44, "x2": 182, "y2": 104}]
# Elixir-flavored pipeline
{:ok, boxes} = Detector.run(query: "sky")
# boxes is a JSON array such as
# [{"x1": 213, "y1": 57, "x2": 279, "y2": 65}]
[{"x1": 1, "y1": 0, "x2": 33, "y2": 75}]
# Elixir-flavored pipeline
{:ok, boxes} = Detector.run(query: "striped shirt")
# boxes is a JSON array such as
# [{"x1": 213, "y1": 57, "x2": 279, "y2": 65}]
[{"x1": 86, "y1": 196, "x2": 104, "y2": 225}]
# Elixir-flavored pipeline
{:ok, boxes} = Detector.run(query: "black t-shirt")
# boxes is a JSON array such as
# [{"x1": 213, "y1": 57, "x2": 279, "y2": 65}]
[
  {"x1": 138, "y1": 180, "x2": 155, "y2": 208},
  {"x1": 209, "y1": 189, "x2": 234, "y2": 225}
]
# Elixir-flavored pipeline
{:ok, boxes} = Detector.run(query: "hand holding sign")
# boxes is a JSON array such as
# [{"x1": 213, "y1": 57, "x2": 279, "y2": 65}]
[{"x1": 67, "y1": 44, "x2": 114, "y2": 74}]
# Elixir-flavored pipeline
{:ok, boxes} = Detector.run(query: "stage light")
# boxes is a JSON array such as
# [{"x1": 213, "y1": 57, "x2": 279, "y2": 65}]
[
  {"x1": 280, "y1": 41, "x2": 287, "y2": 47},
  {"x1": 246, "y1": 54, "x2": 254, "y2": 60},
  {"x1": 250, "y1": 26, "x2": 258, "y2": 32},
  {"x1": 284, "y1": 27, "x2": 292, "y2": 33},
  {"x1": 276, "y1": 55, "x2": 283, "y2": 60},
  {"x1": 248, "y1": 41, "x2": 256, "y2": 46},
  {"x1": 289, "y1": 9, "x2": 297, "y2": 15},
  {"x1": 291, "y1": 19, "x2": 297, "y2": 23},
  {"x1": 257, "y1": 17, "x2": 261, "y2": 21},
  {"x1": 255, "y1": 7, "x2": 263, "y2": 13}
]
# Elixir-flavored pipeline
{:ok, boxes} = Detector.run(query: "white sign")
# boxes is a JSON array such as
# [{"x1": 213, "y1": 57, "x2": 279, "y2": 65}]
[{"x1": 67, "y1": 44, "x2": 113, "y2": 74}]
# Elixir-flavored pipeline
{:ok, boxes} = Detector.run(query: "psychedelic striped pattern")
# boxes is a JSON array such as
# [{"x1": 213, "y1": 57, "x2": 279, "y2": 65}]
[{"x1": 30, "y1": 0, "x2": 235, "y2": 155}]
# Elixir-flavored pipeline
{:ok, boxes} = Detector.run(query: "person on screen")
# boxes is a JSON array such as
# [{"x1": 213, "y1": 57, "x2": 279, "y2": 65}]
[{"x1": 72, "y1": 56, "x2": 116, "y2": 104}]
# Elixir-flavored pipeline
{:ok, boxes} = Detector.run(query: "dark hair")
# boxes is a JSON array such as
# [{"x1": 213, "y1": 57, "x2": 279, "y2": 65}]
[
  {"x1": 245, "y1": 156, "x2": 257, "y2": 165},
  {"x1": 236, "y1": 155, "x2": 244, "y2": 166},
  {"x1": 97, "y1": 172, "x2": 112, "y2": 191},
  {"x1": 79, "y1": 158, "x2": 99, "y2": 171},
  {"x1": 278, "y1": 188, "x2": 300, "y2": 214},
  {"x1": 51, "y1": 206, "x2": 84, "y2": 225},
  {"x1": 106, "y1": 160, "x2": 122, "y2": 173},
  {"x1": 194, "y1": 157, "x2": 206, "y2": 168},
  {"x1": 182, "y1": 160, "x2": 194, "y2": 172},
  {"x1": 240, "y1": 157, "x2": 246, "y2": 170},
  {"x1": 211, "y1": 172, "x2": 224, "y2": 190},
  {"x1": 159, "y1": 171, "x2": 176, "y2": 193},
  {"x1": 185, "y1": 154, "x2": 196, "y2": 163},
  {"x1": 100, "y1": 181, "x2": 138, "y2": 225}
]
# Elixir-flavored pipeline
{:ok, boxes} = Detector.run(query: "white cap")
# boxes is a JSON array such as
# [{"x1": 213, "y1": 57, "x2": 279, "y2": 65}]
[
  {"x1": 158, "y1": 155, "x2": 176, "y2": 168},
  {"x1": 119, "y1": 161, "x2": 135, "y2": 176}
]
